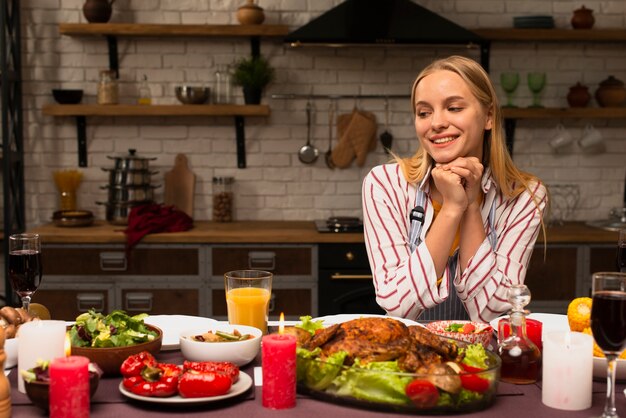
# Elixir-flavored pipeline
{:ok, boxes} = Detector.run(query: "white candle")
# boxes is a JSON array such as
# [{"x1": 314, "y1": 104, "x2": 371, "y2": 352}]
[
  {"x1": 542, "y1": 331, "x2": 593, "y2": 411},
  {"x1": 17, "y1": 320, "x2": 66, "y2": 393}
]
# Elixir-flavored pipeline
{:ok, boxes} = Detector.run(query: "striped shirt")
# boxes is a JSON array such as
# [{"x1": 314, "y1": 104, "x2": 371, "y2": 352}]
[{"x1": 362, "y1": 163, "x2": 547, "y2": 323}]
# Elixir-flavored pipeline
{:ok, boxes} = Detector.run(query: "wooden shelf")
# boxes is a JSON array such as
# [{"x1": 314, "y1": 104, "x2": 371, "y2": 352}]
[
  {"x1": 42, "y1": 104, "x2": 270, "y2": 117},
  {"x1": 502, "y1": 107, "x2": 626, "y2": 119},
  {"x1": 59, "y1": 23, "x2": 290, "y2": 38},
  {"x1": 473, "y1": 28, "x2": 626, "y2": 42}
]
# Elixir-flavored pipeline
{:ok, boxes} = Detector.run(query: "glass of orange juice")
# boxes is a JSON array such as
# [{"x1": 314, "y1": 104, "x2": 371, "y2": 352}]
[{"x1": 224, "y1": 270, "x2": 272, "y2": 334}]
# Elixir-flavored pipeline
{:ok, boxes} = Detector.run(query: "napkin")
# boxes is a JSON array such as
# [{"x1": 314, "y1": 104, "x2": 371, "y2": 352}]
[{"x1": 124, "y1": 203, "x2": 193, "y2": 251}]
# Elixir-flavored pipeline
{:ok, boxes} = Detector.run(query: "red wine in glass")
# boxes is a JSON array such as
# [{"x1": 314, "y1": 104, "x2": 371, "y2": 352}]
[
  {"x1": 591, "y1": 291, "x2": 626, "y2": 352},
  {"x1": 8, "y1": 249, "x2": 42, "y2": 296}
]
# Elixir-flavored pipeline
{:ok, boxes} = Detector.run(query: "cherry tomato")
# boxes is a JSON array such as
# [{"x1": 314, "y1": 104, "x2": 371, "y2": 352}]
[
  {"x1": 460, "y1": 363, "x2": 490, "y2": 393},
  {"x1": 405, "y1": 379, "x2": 439, "y2": 408},
  {"x1": 461, "y1": 323, "x2": 476, "y2": 334}
]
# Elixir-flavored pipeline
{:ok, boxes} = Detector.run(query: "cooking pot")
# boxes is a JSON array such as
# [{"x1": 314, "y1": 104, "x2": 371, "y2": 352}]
[
  {"x1": 96, "y1": 201, "x2": 152, "y2": 225},
  {"x1": 101, "y1": 184, "x2": 159, "y2": 202},
  {"x1": 107, "y1": 149, "x2": 157, "y2": 170},
  {"x1": 102, "y1": 168, "x2": 158, "y2": 186}
]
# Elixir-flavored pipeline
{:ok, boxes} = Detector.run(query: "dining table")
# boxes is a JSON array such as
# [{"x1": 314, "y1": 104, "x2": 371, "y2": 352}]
[{"x1": 7, "y1": 324, "x2": 626, "y2": 418}]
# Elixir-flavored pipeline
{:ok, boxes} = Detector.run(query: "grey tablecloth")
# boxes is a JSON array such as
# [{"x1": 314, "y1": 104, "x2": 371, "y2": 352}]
[{"x1": 10, "y1": 350, "x2": 626, "y2": 418}]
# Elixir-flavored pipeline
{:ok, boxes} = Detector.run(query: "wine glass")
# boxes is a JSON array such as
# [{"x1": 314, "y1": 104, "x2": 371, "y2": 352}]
[
  {"x1": 500, "y1": 72, "x2": 520, "y2": 107},
  {"x1": 590, "y1": 272, "x2": 626, "y2": 418},
  {"x1": 8, "y1": 233, "x2": 42, "y2": 313},
  {"x1": 618, "y1": 229, "x2": 626, "y2": 272},
  {"x1": 527, "y1": 72, "x2": 546, "y2": 108}
]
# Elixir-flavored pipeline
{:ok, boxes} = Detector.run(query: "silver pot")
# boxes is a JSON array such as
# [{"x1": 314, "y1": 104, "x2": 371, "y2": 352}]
[
  {"x1": 107, "y1": 149, "x2": 156, "y2": 170},
  {"x1": 101, "y1": 184, "x2": 159, "y2": 202},
  {"x1": 102, "y1": 168, "x2": 158, "y2": 186},
  {"x1": 96, "y1": 201, "x2": 152, "y2": 225}
]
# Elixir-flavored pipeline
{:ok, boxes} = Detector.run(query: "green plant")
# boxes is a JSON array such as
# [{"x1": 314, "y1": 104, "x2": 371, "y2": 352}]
[{"x1": 231, "y1": 56, "x2": 275, "y2": 90}]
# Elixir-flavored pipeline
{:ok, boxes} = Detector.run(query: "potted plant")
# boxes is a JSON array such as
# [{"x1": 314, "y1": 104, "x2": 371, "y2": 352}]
[{"x1": 231, "y1": 56, "x2": 275, "y2": 104}]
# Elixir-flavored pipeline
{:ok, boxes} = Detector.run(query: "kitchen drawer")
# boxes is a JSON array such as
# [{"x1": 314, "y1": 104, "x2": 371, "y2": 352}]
[
  {"x1": 119, "y1": 288, "x2": 199, "y2": 316},
  {"x1": 34, "y1": 285, "x2": 114, "y2": 320},
  {"x1": 43, "y1": 245, "x2": 200, "y2": 276},
  {"x1": 526, "y1": 246, "x2": 578, "y2": 301},
  {"x1": 319, "y1": 243, "x2": 369, "y2": 269},
  {"x1": 211, "y1": 245, "x2": 313, "y2": 277},
  {"x1": 211, "y1": 288, "x2": 312, "y2": 319},
  {"x1": 589, "y1": 246, "x2": 618, "y2": 275}
]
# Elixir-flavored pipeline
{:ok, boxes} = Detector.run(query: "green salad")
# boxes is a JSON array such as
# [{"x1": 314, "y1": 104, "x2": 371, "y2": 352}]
[
  {"x1": 69, "y1": 309, "x2": 158, "y2": 348},
  {"x1": 294, "y1": 316, "x2": 496, "y2": 410}
]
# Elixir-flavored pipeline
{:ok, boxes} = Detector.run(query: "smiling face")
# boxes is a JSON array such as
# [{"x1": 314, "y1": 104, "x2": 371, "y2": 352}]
[{"x1": 413, "y1": 69, "x2": 492, "y2": 164}]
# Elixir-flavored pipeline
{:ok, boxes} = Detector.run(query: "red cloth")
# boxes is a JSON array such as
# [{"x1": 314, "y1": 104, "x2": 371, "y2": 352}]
[{"x1": 124, "y1": 203, "x2": 193, "y2": 250}]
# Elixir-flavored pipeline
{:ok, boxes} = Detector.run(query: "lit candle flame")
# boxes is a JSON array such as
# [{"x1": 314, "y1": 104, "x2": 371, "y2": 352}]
[
  {"x1": 278, "y1": 312, "x2": 285, "y2": 335},
  {"x1": 64, "y1": 332, "x2": 72, "y2": 357}
]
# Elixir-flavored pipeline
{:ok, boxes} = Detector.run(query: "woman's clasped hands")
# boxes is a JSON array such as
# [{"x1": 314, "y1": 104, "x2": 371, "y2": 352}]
[{"x1": 432, "y1": 156, "x2": 484, "y2": 212}]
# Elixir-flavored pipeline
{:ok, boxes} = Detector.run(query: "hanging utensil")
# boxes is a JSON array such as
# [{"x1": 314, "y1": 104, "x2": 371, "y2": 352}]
[
  {"x1": 298, "y1": 99, "x2": 319, "y2": 164},
  {"x1": 325, "y1": 100, "x2": 336, "y2": 169},
  {"x1": 380, "y1": 97, "x2": 393, "y2": 154}
]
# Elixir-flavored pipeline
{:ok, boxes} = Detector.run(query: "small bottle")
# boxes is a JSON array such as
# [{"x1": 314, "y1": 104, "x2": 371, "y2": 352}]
[
  {"x1": 214, "y1": 65, "x2": 232, "y2": 104},
  {"x1": 97, "y1": 70, "x2": 118, "y2": 105},
  {"x1": 138, "y1": 74, "x2": 152, "y2": 105},
  {"x1": 212, "y1": 176, "x2": 234, "y2": 222},
  {"x1": 498, "y1": 284, "x2": 542, "y2": 384}
]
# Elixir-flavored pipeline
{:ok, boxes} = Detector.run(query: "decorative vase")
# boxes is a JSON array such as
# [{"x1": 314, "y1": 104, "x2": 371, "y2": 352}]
[
  {"x1": 595, "y1": 76, "x2": 626, "y2": 107},
  {"x1": 83, "y1": 0, "x2": 116, "y2": 23},
  {"x1": 567, "y1": 82, "x2": 591, "y2": 107},
  {"x1": 243, "y1": 86, "x2": 262, "y2": 105},
  {"x1": 571, "y1": 5, "x2": 594, "y2": 29},
  {"x1": 236, "y1": 0, "x2": 265, "y2": 25}
]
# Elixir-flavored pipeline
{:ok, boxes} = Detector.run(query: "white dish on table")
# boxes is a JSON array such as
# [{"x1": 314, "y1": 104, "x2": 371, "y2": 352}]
[
  {"x1": 593, "y1": 357, "x2": 626, "y2": 382},
  {"x1": 311, "y1": 313, "x2": 424, "y2": 327},
  {"x1": 489, "y1": 313, "x2": 569, "y2": 339},
  {"x1": 118, "y1": 372, "x2": 252, "y2": 404},
  {"x1": 144, "y1": 315, "x2": 218, "y2": 351},
  {"x1": 179, "y1": 324, "x2": 262, "y2": 366}
]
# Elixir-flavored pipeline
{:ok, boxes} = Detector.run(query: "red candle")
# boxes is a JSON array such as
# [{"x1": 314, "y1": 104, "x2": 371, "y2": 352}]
[
  {"x1": 499, "y1": 318, "x2": 543, "y2": 350},
  {"x1": 49, "y1": 355, "x2": 90, "y2": 418},
  {"x1": 262, "y1": 333, "x2": 297, "y2": 409}
]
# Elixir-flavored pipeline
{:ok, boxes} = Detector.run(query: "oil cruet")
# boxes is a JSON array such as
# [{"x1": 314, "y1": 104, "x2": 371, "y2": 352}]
[{"x1": 497, "y1": 284, "x2": 542, "y2": 384}]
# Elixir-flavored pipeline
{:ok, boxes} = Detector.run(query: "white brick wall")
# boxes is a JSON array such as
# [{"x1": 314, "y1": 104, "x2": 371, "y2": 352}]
[{"x1": 11, "y1": 0, "x2": 626, "y2": 226}]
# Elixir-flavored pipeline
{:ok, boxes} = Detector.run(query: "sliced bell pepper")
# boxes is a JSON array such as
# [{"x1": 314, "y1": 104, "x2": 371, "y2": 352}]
[
  {"x1": 120, "y1": 351, "x2": 158, "y2": 377},
  {"x1": 183, "y1": 360, "x2": 240, "y2": 383},
  {"x1": 178, "y1": 370, "x2": 233, "y2": 398}
]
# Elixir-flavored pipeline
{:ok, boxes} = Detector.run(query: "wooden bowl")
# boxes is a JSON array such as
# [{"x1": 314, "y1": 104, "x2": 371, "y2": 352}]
[
  {"x1": 24, "y1": 372, "x2": 100, "y2": 411},
  {"x1": 70, "y1": 324, "x2": 162, "y2": 376}
]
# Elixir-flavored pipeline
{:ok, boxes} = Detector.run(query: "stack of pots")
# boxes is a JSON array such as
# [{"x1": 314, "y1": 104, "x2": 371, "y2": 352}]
[{"x1": 98, "y1": 149, "x2": 159, "y2": 225}]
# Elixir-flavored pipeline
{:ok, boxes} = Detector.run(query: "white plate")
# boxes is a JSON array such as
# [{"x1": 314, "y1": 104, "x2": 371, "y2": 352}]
[
  {"x1": 144, "y1": 315, "x2": 219, "y2": 350},
  {"x1": 119, "y1": 372, "x2": 252, "y2": 404},
  {"x1": 593, "y1": 357, "x2": 626, "y2": 381},
  {"x1": 311, "y1": 314, "x2": 424, "y2": 328},
  {"x1": 489, "y1": 313, "x2": 569, "y2": 339}
]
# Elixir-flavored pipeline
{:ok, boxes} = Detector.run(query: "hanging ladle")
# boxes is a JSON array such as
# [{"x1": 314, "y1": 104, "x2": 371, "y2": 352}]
[
  {"x1": 324, "y1": 100, "x2": 336, "y2": 169},
  {"x1": 380, "y1": 97, "x2": 393, "y2": 154},
  {"x1": 298, "y1": 99, "x2": 319, "y2": 164}
]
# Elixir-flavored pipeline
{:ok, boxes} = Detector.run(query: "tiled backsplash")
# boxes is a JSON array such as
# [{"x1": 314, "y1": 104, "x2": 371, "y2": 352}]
[{"x1": 14, "y1": 0, "x2": 626, "y2": 225}]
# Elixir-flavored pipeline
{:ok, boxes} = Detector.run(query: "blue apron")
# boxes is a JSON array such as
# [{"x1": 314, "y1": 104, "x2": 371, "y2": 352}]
[{"x1": 408, "y1": 190, "x2": 497, "y2": 321}]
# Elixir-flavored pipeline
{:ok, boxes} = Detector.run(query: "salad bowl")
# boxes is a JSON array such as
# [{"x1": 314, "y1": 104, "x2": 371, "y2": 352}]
[
  {"x1": 179, "y1": 323, "x2": 262, "y2": 366},
  {"x1": 425, "y1": 320, "x2": 493, "y2": 349}
]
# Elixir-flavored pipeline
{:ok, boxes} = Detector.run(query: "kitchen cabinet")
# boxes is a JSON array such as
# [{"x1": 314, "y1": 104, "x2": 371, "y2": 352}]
[{"x1": 45, "y1": 23, "x2": 290, "y2": 168}]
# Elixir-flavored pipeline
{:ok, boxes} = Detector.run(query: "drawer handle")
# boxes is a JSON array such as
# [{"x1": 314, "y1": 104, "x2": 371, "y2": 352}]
[
  {"x1": 77, "y1": 293, "x2": 105, "y2": 312},
  {"x1": 125, "y1": 292, "x2": 153, "y2": 312},
  {"x1": 269, "y1": 292, "x2": 276, "y2": 313},
  {"x1": 331, "y1": 274, "x2": 373, "y2": 280},
  {"x1": 248, "y1": 251, "x2": 276, "y2": 271},
  {"x1": 100, "y1": 252, "x2": 127, "y2": 271}
]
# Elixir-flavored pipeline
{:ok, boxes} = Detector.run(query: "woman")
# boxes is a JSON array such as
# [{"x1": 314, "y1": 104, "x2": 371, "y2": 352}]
[{"x1": 362, "y1": 56, "x2": 546, "y2": 323}]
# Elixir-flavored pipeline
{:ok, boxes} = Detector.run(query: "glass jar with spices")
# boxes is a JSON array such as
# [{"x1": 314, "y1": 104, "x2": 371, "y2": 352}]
[
  {"x1": 97, "y1": 70, "x2": 118, "y2": 105},
  {"x1": 212, "y1": 176, "x2": 234, "y2": 222}
]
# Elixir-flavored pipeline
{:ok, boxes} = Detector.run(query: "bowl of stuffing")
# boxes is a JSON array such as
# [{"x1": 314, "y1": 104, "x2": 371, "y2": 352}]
[{"x1": 179, "y1": 323, "x2": 262, "y2": 366}]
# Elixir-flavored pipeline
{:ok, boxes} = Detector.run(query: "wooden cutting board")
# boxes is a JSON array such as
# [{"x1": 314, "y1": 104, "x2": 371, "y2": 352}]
[{"x1": 164, "y1": 154, "x2": 196, "y2": 217}]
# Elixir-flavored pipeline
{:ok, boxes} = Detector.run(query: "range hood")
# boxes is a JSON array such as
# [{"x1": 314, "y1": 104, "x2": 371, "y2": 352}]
[{"x1": 285, "y1": 0, "x2": 484, "y2": 47}]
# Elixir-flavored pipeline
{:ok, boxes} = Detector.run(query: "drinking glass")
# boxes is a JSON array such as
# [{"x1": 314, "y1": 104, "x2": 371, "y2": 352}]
[
  {"x1": 224, "y1": 270, "x2": 272, "y2": 334},
  {"x1": 8, "y1": 233, "x2": 42, "y2": 313},
  {"x1": 500, "y1": 72, "x2": 520, "y2": 107},
  {"x1": 590, "y1": 272, "x2": 626, "y2": 418},
  {"x1": 527, "y1": 72, "x2": 546, "y2": 108},
  {"x1": 618, "y1": 229, "x2": 626, "y2": 272}
]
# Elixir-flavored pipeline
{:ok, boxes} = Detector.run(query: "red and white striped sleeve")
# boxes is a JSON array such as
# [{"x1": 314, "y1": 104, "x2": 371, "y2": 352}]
[
  {"x1": 362, "y1": 164, "x2": 451, "y2": 319},
  {"x1": 456, "y1": 181, "x2": 548, "y2": 322}
]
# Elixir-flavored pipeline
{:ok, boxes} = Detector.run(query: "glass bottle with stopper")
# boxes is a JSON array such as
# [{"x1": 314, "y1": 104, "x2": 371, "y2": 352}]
[{"x1": 497, "y1": 284, "x2": 542, "y2": 384}]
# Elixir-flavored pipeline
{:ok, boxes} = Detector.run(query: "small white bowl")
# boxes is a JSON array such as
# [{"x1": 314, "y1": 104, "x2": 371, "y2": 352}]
[
  {"x1": 179, "y1": 324, "x2": 262, "y2": 366},
  {"x1": 5, "y1": 338, "x2": 17, "y2": 369}
]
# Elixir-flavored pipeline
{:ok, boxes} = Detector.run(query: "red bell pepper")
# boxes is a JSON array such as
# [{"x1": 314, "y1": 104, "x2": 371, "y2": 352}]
[
  {"x1": 183, "y1": 361, "x2": 240, "y2": 383},
  {"x1": 178, "y1": 369, "x2": 233, "y2": 398},
  {"x1": 121, "y1": 351, "x2": 181, "y2": 398},
  {"x1": 120, "y1": 351, "x2": 158, "y2": 377}
]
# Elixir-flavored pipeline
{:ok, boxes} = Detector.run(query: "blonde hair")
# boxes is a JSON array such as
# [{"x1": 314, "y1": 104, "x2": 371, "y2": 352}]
[{"x1": 399, "y1": 55, "x2": 539, "y2": 200}]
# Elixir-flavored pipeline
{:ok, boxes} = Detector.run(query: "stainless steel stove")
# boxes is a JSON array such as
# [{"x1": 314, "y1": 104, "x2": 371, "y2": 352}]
[{"x1": 315, "y1": 217, "x2": 363, "y2": 233}]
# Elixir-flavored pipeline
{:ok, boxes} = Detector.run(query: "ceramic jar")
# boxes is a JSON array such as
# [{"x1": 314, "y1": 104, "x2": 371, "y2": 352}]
[
  {"x1": 595, "y1": 76, "x2": 626, "y2": 107},
  {"x1": 567, "y1": 82, "x2": 591, "y2": 107},
  {"x1": 83, "y1": 0, "x2": 116, "y2": 23},
  {"x1": 236, "y1": 0, "x2": 265, "y2": 25},
  {"x1": 571, "y1": 5, "x2": 594, "y2": 29}
]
